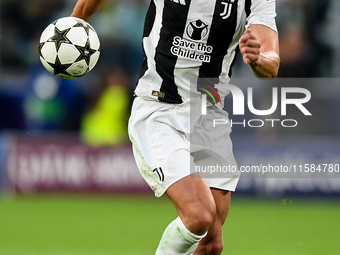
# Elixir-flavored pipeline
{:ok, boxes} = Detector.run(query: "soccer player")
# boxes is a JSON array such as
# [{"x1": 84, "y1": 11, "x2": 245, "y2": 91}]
[{"x1": 72, "y1": 0, "x2": 280, "y2": 254}]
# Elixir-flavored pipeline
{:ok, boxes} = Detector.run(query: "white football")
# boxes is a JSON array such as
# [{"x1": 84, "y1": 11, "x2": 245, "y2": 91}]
[{"x1": 39, "y1": 17, "x2": 100, "y2": 79}]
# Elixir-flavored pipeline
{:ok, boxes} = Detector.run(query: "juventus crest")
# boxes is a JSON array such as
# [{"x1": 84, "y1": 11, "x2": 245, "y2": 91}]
[{"x1": 220, "y1": 0, "x2": 235, "y2": 19}]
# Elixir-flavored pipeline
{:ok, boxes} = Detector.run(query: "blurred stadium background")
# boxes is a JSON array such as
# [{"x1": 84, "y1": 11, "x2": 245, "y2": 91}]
[{"x1": 0, "y1": 0, "x2": 339, "y2": 254}]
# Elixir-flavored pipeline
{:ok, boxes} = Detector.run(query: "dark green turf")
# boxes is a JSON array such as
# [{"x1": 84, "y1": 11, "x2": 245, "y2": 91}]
[
  {"x1": 0, "y1": 194, "x2": 339, "y2": 255},
  {"x1": 226, "y1": 196, "x2": 340, "y2": 255}
]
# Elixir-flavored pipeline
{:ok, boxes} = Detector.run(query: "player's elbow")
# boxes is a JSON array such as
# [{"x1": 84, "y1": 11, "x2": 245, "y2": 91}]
[
  {"x1": 253, "y1": 54, "x2": 280, "y2": 79},
  {"x1": 268, "y1": 56, "x2": 280, "y2": 78},
  {"x1": 265, "y1": 63, "x2": 280, "y2": 79}
]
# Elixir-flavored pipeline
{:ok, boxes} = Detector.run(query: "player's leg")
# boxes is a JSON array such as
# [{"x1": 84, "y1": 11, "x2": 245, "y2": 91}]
[
  {"x1": 166, "y1": 173, "x2": 217, "y2": 235},
  {"x1": 128, "y1": 98, "x2": 223, "y2": 254},
  {"x1": 155, "y1": 173, "x2": 217, "y2": 255},
  {"x1": 193, "y1": 188, "x2": 231, "y2": 255}
]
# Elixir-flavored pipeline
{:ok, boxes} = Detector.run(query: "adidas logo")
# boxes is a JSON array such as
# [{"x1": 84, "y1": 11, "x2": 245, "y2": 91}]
[
  {"x1": 151, "y1": 90, "x2": 165, "y2": 98},
  {"x1": 168, "y1": 0, "x2": 186, "y2": 6}
]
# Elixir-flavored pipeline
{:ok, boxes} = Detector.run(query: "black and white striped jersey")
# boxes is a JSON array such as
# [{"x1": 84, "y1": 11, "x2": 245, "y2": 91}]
[{"x1": 135, "y1": 0, "x2": 277, "y2": 104}]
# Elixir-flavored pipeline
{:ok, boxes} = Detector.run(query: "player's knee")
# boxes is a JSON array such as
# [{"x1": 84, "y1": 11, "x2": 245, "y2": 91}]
[
  {"x1": 196, "y1": 208, "x2": 215, "y2": 229},
  {"x1": 186, "y1": 203, "x2": 216, "y2": 234}
]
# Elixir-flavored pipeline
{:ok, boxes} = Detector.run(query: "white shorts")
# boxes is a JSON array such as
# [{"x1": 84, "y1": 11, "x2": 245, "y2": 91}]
[{"x1": 128, "y1": 97, "x2": 240, "y2": 197}]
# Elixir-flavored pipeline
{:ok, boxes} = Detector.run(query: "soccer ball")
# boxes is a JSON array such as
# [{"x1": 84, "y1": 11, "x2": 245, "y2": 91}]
[{"x1": 39, "y1": 17, "x2": 100, "y2": 79}]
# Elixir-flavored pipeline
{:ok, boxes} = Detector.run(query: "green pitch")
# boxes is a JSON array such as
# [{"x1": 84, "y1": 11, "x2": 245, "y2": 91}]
[{"x1": 0, "y1": 194, "x2": 339, "y2": 255}]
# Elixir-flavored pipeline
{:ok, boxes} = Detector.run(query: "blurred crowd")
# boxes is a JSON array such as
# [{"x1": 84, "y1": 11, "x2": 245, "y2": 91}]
[{"x1": 0, "y1": 0, "x2": 339, "y2": 142}]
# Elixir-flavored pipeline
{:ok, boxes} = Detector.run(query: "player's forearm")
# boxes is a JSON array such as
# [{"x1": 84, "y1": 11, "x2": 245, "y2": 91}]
[
  {"x1": 249, "y1": 51, "x2": 280, "y2": 78},
  {"x1": 71, "y1": 0, "x2": 107, "y2": 21}
]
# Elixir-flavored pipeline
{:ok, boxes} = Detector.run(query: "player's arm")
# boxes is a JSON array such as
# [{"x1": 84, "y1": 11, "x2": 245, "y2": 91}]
[
  {"x1": 71, "y1": 0, "x2": 108, "y2": 21},
  {"x1": 239, "y1": 24, "x2": 280, "y2": 78}
]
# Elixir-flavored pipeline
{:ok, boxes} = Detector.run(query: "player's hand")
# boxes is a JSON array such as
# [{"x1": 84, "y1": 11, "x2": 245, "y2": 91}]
[{"x1": 239, "y1": 29, "x2": 261, "y2": 65}]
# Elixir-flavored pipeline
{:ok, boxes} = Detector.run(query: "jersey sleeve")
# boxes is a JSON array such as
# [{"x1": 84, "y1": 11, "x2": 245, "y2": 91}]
[{"x1": 245, "y1": 0, "x2": 278, "y2": 33}]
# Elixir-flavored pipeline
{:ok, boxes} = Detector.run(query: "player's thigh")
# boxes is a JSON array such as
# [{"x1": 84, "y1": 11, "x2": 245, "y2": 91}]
[{"x1": 166, "y1": 173, "x2": 216, "y2": 235}]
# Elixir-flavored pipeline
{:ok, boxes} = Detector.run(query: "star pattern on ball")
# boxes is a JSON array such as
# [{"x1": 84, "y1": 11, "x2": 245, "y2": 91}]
[
  {"x1": 48, "y1": 57, "x2": 72, "y2": 77},
  {"x1": 75, "y1": 41, "x2": 97, "y2": 66},
  {"x1": 49, "y1": 27, "x2": 71, "y2": 51}
]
